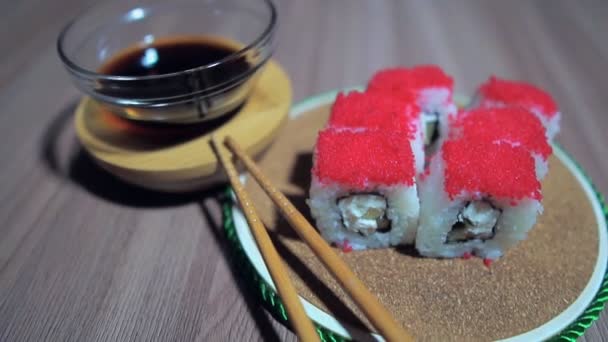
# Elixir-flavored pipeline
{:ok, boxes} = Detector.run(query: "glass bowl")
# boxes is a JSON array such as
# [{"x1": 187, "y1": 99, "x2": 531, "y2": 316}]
[{"x1": 58, "y1": 0, "x2": 276, "y2": 124}]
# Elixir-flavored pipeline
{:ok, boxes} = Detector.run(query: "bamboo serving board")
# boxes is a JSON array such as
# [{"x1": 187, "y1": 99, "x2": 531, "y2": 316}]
[{"x1": 74, "y1": 59, "x2": 292, "y2": 192}]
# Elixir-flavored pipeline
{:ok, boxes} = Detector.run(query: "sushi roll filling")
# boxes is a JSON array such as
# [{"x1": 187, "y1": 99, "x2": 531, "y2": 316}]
[
  {"x1": 337, "y1": 193, "x2": 391, "y2": 236},
  {"x1": 447, "y1": 200, "x2": 501, "y2": 243},
  {"x1": 423, "y1": 111, "x2": 441, "y2": 146}
]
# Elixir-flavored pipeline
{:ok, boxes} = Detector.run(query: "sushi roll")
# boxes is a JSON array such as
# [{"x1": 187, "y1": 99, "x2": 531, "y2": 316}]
[
  {"x1": 328, "y1": 91, "x2": 425, "y2": 173},
  {"x1": 367, "y1": 65, "x2": 457, "y2": 147},
  {"x1": 474, "y1": 76, "x2": 560, "y2": 140},
  {"x1": 417, "y1": 138, "x2": 543, "y2": 260},
  {"x1": 451, "y1": 107, "x2": 553, "y2": 179},
  {"x1": 308, "y1": 128, "x2": 419, "y2": 250}
]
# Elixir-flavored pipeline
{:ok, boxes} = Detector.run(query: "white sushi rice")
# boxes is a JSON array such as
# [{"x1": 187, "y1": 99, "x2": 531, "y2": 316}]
[
  {"x1": 532, "y1": 108, "x2": 561, "y2": 142},
  {"x1": 410, "y1": 119, "x2": 425, "y2": 174},
  {"x1": 308, "y1": 177, "x2": 419, "y2": 250},
  {"x1": 533, "y1": 153, "x2": 549, "y2": 179},
  {"x1": 419, "y1": 88, "x2": 454, "y2": 111},
  {"x1": 417, "y1": 155, "x2": 543, "y2": 259},
  {"x1": 418, "y1": 88, "x2": 458, "y2": 147}
]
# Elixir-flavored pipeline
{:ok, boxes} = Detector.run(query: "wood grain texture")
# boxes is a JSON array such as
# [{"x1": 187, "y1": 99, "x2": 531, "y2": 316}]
[{"x1": 0, "y1": 0, "x2": 606, "y2": 341}]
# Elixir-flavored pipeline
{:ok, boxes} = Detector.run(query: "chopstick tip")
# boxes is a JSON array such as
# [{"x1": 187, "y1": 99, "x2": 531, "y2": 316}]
[
  {"x1": 209, "y1": 135, "x2": 224, "y2": 159},
  {"x1": 223, "y1": 135, "x2": 235, "y2": 149}
]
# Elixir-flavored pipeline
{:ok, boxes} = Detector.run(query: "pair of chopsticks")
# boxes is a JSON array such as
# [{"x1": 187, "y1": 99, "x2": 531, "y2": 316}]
[{"x1": 211, "y1": 136, "x2": 413, "y2": 342}]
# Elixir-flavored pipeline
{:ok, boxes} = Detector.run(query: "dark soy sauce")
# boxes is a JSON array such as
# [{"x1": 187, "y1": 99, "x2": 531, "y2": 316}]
[
  {"x1": 97, "y1": 36, "x2": 251, "y2": 101},
  {"x1": 99, "y1": 37, "x2": 248, "y2": 76}
]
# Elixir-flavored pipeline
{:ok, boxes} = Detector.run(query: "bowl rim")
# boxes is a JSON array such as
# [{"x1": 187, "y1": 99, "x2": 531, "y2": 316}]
[{"x1": 57, "y1": 0, "x2": 277, "y2": 82}]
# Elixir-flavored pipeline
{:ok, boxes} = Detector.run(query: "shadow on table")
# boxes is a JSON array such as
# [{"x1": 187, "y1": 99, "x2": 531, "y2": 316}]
[
  {"x1": 215, "y1": 194, "x2": 376, "y2": 341},
  {"x1": 39, "y1": 102, "x2": 280, "y2": 341},
  {"x1": 39, "y1": 99, "x2": 208, "y2": 208},
  {"x1": 40, "y1": 101, "x2": 376, "y2": 339},
  {"x1": 40, "y1": 99, "x2": 288, "y2": 340},
  {"x1": 269, "y1": 152, "x2": 315, "y2": 240},
  {"x1": 268, "y1": 230, "x2": 376, "y2": 341},
  {"x1": 198, "y1": 198, "x2": 285, "y2": 341}
]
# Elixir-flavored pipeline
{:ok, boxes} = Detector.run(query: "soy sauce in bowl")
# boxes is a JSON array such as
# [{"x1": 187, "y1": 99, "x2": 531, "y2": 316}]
[
  {"x1": 95, "y1": 36, "x2": 255, "y2": 115},
  {"x1": 99, "y1": 36, "x2": 251, "y2": 89},
  {"x1": 58, "y1": 0, "x2": 276, "y2": 123},
  {"x1": 102, "y1": 38, "x2": 237, "y2": 75}
]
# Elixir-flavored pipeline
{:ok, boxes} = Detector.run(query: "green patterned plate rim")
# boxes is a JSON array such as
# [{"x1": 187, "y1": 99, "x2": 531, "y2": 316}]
[{"x1": 221, "y1": 88, "x2": 608, "y2": 342}]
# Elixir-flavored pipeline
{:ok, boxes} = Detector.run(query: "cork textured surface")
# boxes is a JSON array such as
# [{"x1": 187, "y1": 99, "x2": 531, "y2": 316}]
[{"x1": 243, "y1": 103, "x2": 598, "y2": 341}]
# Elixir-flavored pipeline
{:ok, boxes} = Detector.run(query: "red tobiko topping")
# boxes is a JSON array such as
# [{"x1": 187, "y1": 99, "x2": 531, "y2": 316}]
[
  {"x1": 462, "y1": 252, "x2": 472, "y2": 260},
  {"x1": 341, "y1": 240, "x2": 353, "y2": 253},
  {"x1": 367, "y1": 65, "x2": 454, "y2": 98},
  {"x1": 328, "y1": 91, "x2": 420, "y2": 135},
  {"x1": 452, "y1": 107, "x2": 552, "y2": 159},
  {"x1": 483, "y1": 258, "x2": 493, "y2": 268},
  {"x1": 313, "y1": 128, "x2": 415, "y2": 188},
  {"x1": 408, "y1": 65, "x2": 454, "y2": 88},
  {"x1": 367, "y1": 68, "x2": 411, "y2": 100},
  {"x1": 478, "y1": 76, "x2": 558, "y2": 117},
  {"x1": 442, "y1": 138, "x2": 542, "y2": 201}
]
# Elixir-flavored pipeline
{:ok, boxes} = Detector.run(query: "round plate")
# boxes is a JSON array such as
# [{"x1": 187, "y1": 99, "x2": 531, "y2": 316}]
[
  {"x1": 224, "y1": 89, "x2": 608, "y2": 341},
  {"x1": 74, "y1": 59, "x2": 292, "y2": 192}
]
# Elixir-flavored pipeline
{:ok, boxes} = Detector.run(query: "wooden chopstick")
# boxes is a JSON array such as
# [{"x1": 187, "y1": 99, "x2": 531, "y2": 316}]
[
  {"x1": 211, "y1": 136, "x2": 320, "y2": 342},
  {"x1": 223, "y1": 136, "x2": 414, "y2": 342}
]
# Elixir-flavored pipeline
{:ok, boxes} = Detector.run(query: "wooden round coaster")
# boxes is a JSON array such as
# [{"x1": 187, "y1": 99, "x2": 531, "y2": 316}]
[
  {"x1": 74, "y1": 59, "x2": 292, "y2": 192},
  {"x1": 231, "y1": 90, "x2": 607, "y2": 341}
]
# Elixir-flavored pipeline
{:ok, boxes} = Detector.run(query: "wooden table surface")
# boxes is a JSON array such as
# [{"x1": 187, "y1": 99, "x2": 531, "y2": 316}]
[{"x1": 1, "y1": 1, "x2": 607, "y2": 341}]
